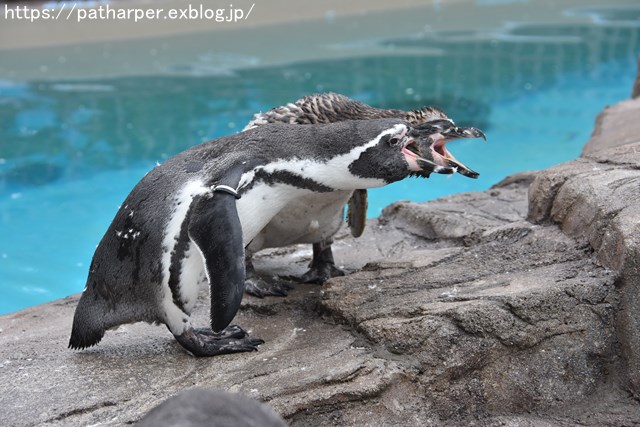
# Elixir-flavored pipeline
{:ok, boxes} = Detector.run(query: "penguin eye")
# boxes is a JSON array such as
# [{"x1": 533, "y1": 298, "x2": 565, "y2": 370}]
[{"x1": 388, "y1": 135, "x2": 403, "y2": 146}]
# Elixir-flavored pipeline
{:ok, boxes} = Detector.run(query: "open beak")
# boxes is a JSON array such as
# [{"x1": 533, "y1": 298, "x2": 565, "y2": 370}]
[
  {"x1": 402, "y1": 126, "x2": 485, "y2": 178},
  {"x1": 433, "y1": 126, "x2": 485, "y2": 178}
]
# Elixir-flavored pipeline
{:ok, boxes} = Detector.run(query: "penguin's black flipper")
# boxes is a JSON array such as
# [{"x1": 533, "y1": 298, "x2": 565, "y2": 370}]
[
  {"x1": 174, "y1": 183, "x2": 264, "y2": 357},
  {"x1": 188, "y1": 191, "x2": 245, "y2": 332}
]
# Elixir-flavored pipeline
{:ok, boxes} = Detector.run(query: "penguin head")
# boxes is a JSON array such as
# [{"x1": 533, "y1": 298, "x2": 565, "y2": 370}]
[
  {"x1": 349, "y1": 119, "x2": 485, "y2": 184},
  {"x1": 404, "y1": 106, "x2": 451, "y2": 124},
  {"x1": 404, "y1": 119, "x2": 485, "y2": 178}
]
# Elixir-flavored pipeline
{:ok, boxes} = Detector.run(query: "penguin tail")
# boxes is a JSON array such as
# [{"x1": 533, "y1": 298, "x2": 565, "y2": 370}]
[{"x1": 68, "y1": 291, "x2": 107, "y2": 350}]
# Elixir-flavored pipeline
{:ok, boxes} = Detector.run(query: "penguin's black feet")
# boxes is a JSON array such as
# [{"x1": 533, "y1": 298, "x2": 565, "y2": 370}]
[
  {"x1": 294, "y1": 241, "x2": 345, "y2": 284},
  {"x1": 175, "y1": 326, "x2": 264, "y2": 357},
  {"x1": 193, "y1": 324, "x2": 247, "y2": 339},
  {"x1": 297, "y1": 262, "x2": 345, "y2": 284},
  {"x1": 245, "y1": 257, "x2": 292, "y2": 298},
  {"x1": 245, "y1": 275, "x2": 292, "y2": 298}
]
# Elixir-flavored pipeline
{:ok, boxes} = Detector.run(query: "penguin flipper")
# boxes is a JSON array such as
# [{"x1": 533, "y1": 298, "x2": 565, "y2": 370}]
[
  {"x1": 188, "y1": 191, "x2": 246, "y2": 331},
  {"x1": 347, "y1": 189, "x2": 368, "y2": 238},
  {"x1": 174, "y1": 189, "x2": 263, "y2": 357}
]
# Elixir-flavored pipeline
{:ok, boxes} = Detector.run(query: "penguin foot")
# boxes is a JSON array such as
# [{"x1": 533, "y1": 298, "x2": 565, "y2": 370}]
[
  {"x1": 245, "y1": 276, "x2": 292, "y2": 298},
  {"x1": 296, "y1": 262, "x2": 346, "y2": 284},
  {"x1": 175, "y1": 326, "x2": 264, "y2": 357},
  {"x1": 193, "y1": 325, "x2": 247, "y2": 339}
]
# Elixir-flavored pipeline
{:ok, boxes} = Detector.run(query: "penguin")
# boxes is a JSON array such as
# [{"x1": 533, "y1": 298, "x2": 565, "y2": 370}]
[
  {"x1": 69, "y1": 118, "x2": 485, "y2": 357},
  {"x1": 135, "y1": 388, "x2": 286, "y2": 427},
  {"x1": 242, "y1": 93, "x2": 480, "y2": 296}
]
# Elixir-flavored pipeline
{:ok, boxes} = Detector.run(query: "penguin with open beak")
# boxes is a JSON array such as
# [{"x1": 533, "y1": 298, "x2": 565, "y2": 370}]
[
  {"x1": 403, "y1": 119, "x2": 485, "y2": 178},
  {"x1": 242, "y1": 93, "x2": 485, "y2": 296},
  {"x1": 69, "y1": 118, "x2": 485, "y2": 357}
]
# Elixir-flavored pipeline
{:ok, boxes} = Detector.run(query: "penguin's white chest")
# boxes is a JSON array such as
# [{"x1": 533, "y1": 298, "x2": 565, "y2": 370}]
[
  {"x1": 236, "y1": 183, "x2": 312, "y2": 246},
  {"x1": 247, "y1": 191, "x2": 352, "y2": 252}
]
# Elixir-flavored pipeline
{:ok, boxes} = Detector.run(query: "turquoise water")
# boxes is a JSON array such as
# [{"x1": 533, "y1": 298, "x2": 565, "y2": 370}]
[{"x1": 1, "y1": 6, "x2": 639, "y2": 314}]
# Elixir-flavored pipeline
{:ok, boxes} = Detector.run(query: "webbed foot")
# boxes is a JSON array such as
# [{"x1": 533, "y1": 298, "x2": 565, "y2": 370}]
[
  {"x1": 193, "y1": 324, "x2": 247, "y2": 339},
  {"x1": 175, "y1": 325, "x2": 264, "y2": 357},
  {"x1": 294, "y1": 241, "x2": 345, "y2": 284},
  {"x1": 244, "y1": 256, "x2": 292, "y2": 298},
  {"x1": 245, "y1": 275, "x2": 292, "y2": 298},
  {"x1": 297, "y1": 262, "x2": 345, "y2": 284}
]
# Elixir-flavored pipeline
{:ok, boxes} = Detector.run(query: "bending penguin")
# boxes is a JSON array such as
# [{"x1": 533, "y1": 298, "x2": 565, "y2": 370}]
[
  {"x1": 69, "y1": 118, "x2": 485, "y2": 357},
  {"x1": 242, "y1": 92, "x2": 481, "y2": 296}
]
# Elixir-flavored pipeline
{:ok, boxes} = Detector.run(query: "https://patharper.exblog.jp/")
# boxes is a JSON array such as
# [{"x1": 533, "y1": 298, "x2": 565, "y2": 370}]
[{"x1": 2, "y1": 2, "x2": 255, "y2": 23}]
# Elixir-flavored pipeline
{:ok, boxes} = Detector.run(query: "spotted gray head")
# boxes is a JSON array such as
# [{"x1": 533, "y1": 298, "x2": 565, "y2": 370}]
[
  {"x1": 404, "y1": 106, "x2": 451, "y2": 124},
  {"x1": 348, "y1": 119, "x2": 485, "y2": 185}
]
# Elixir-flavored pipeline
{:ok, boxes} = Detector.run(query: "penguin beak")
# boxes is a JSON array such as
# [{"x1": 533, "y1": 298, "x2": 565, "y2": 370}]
[
  {"x1": 432, "y1": 126, "x2": 485, "y2": 178},
  {"x1": 403, "y1": 125, "x2": 485, "y2": 178}
]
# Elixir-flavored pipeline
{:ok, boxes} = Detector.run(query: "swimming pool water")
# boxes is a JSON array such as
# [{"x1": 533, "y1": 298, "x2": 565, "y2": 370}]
[{"x1": 1, "y1": 5, "x2": 639, "y2": 314}]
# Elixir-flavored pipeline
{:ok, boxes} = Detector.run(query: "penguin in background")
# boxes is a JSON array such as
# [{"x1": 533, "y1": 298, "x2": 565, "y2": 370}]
[
  {"x1": 69, "y1": 118, "x2": 484, "y2": 356},
  {"x1": 242, "y1": 93, "x2": 480, "y2": 297},
  {"x1": 135, "y1": 388, "x2": 286, "y2": 427}
]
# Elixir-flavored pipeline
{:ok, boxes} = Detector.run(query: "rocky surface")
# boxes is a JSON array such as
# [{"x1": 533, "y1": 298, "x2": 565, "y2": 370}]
[
  {"x1": 530, "y1": 94, "x2": 640, "y2": 401},
  {"x1": 2, "y1": 97, "x2": 640, "y2": 426}
]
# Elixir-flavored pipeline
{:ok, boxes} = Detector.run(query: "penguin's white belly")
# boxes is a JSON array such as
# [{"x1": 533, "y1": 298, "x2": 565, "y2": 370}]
[
  {"x1": 236, "y1": 183, "x2": 314, "y2": 247},
  {"x1": 247, "y1": 190, "x2": 352, "y2": 252}
]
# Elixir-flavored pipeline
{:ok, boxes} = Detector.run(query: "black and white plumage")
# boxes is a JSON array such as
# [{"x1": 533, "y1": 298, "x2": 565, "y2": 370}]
[
  {"x1": 242, "y1": 93, "x2": 481, "y2": 295},
  {"x1": 69, "y1": 118, "x2": 484, "y2": 357}
]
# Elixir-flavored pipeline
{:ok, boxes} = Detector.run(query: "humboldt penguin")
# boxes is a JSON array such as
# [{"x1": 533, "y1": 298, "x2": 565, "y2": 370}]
[
  {"x1": 242, "y1": 92, "x2": 480, "y2": 296},
  {"x1": 69, "y1": 118, "x2": 485, "y2": 356}
]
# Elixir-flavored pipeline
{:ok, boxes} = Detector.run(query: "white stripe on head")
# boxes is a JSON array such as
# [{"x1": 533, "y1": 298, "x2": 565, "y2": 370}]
[{"x1": 259, "y1": 124, "x2": 407, "y2": 190}]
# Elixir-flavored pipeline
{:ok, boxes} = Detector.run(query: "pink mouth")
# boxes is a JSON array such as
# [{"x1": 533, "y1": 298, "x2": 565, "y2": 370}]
[
  {"x1": 401, "y1": 138, "x2": 423, "y2": 171},
  {"x1": 429, "y1": 133, "x2": 454, "y2": 167},
  {"x1": 401, "y1": 132, "x2": 478, "y2": 177}
]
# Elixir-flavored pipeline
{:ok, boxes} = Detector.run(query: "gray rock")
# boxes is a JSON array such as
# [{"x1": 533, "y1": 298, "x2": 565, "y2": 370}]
[
  {"x1": 2, "y1": 95, "x2": 640, "y2": 425},
  {"x1": 529, "y1": 96, "x2": 640, "y2": 397},
  {"x1": 378, "y1": 172, "x2": 531, "y2": 243},
  {"x1": 582, "y1": 98, "x2": 640, "y2": 156}
]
